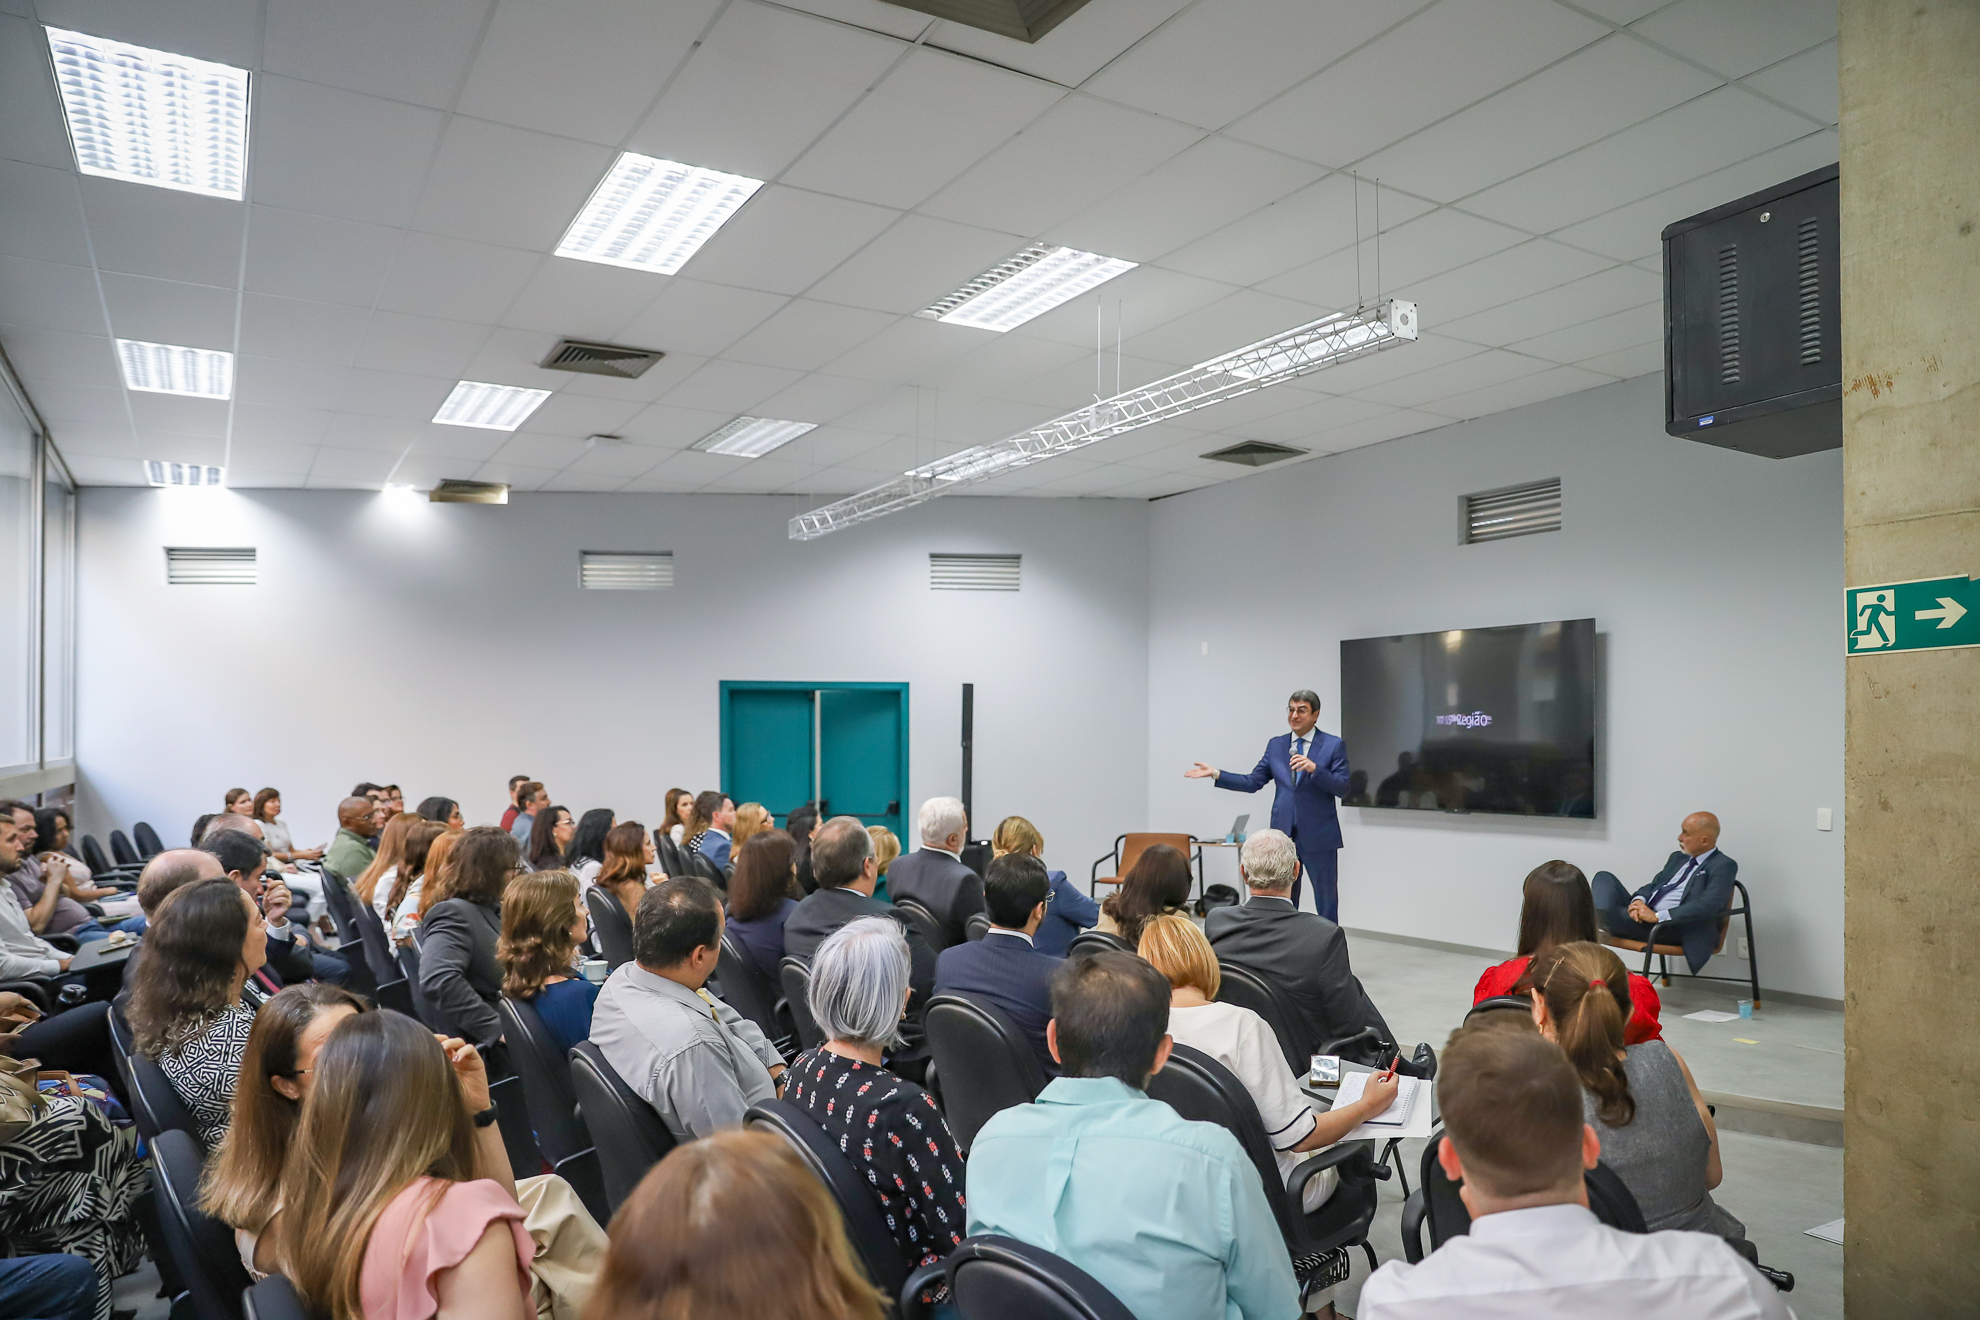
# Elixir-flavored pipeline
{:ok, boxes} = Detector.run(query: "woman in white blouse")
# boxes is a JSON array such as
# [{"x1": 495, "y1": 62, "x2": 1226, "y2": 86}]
[
  {"x1": 1138, "y1": 915, "x2": 1398, "y2": 1213},
  {"x1": 251, "y1": 789, "x2": 322, "y2": 864}
]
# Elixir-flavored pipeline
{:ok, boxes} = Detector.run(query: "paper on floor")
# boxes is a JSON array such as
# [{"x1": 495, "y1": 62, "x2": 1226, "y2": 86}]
[
  {"x1": 1682, "y1": 1009, "x2": 1741, "y2": 1022},
  {"x1": 1805, "y1": 1218, "x2": 1843, "y2": 1244}
]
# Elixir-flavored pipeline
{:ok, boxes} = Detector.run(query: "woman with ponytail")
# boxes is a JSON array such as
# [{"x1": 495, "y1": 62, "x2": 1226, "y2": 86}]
[{"x1": 1523, "y1": 942, "x2": 1749, "y2": 1247}]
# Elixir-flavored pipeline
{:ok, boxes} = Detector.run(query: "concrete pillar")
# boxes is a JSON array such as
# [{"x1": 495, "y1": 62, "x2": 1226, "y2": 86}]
[{"x1": 1839, "y1": 0, "x2": 1980, "y2": 1312}]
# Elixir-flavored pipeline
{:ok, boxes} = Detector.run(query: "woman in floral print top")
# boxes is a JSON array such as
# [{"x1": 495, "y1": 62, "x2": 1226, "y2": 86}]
[{"x1": 786, "y1": 917, "x2": 968, "y2": 1296}]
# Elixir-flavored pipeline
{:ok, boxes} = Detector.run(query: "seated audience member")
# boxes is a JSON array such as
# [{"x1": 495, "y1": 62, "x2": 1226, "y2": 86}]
[
  {"x1": 200, "y1": 983, "x2": 368, "y2": 1277},
  {"x1": 933, "y1": 852, "x2": 1061, "y2": 1073},
  {"x1": 509, "y1": 782, "x2": 549, "y2": 847},
  {"x1": 112, "y1": 848, "x2": 229, "y2": 1007},
  {"x1": 381, "y1": 821, "x2": 447, "y2": 943},
  {"x1": 731, "y1": 803, "x2": 771, "y2": 857},
  {"x1": 1475, "y1": 860, "x2": 1662, "y2": 1044},
  {"x1": 590, "y1": 1127, "x2": 886, "y2": 1320},
  {"x1": 595, "y1": 822, "x2": 655, "y2": 920},
  {"x1": 0, "y1": 813, "x2": 76, "y2": 983},
  {"x1": 191, "y1": 813, "x2": 215, "y2": 847},
  {"x1": 416, "y1": 796, "x2": 466, "y2": 830},
  {"x1": 527, "y1": 805, "x2": 576, "y2": 874},
  {"x1": 867, "y1": 824, "x2": 899, "y2": 903},
  {"x1": 968, "y1": 951, "x2": 1300, "y2": 1320},
  {"x1": 787, "y1": 918, "x2": 967, "y2": 1299},
  {"x1": 566, "y1": 809, "x2": 615, "y2": 886},
  {"x1": 225, "y1": 787, "x2": 256, "y2": 817},
  {"x1": 5, "y1": 800, "x2": 136, "y2": 943},
  {"x1": 500, "y1": 775, "x2": 531, "y2": 833},
  {"x1": 724, "y1": 830, "x2": 800, "y2": 977},
  {"x1": 275, "y1": 1012, "x2": 536, "y2": 1320},
  {"x1": 499, "y1": 870, "x2": 597, "y2": 1052},
  {"x1": 420, "y1": 827, "x2": 514, "y2": 1048},
  {"x1": 1592, "y1": 812, "x2": 1739, "y2": 978},
  {"x1": 253, "y1": 787, "x2": 322, "y2": 864},
  {"x1": 1141, "y1": 916, "x2": 1397, "y2": 1219},
  {"x1": 685, "y1": 791, "x2": 736, "y2": 872},
  {"x1": 1525, "y1": 942, "x2": 1746, "y2": 1245},
  {"x1": 204, "y1": 829, "x2": 349, "y2": 988},
  {"x1": 885, "y1": 796, "x2": 985, "y2": 947},
  {"x1": 659, "y1": 788, "x2": 692, "y2": 846},
  {"x1": 590, "y1": 878, "x2": 787, "y2": 1141},
  {"x1": 1355, "y1": 1024, "x2": 1789, "y2": 1320},
  {"x1": 325, "y1": 796, "x2": 380, "y2": 879},
  {"x1": 1095, "y1": 842, "x2": 1192, "y2": 947},
  {"x1": 399, "y1": 828, "x2": 463, "y2": 941},
  {"x1": 127, "y1": 877, "x2": 271, "y2": 1145},
  {"x1": 382, "y1": 785, "x2": 406, "y2": 818},
  {"x1": 357, "y1": 811, "x2": 421, "y2": 917},
  {"x1": 992, "y1": 815, "x2": 1098, "y2": 957},
  {"x1": 786, "y1": 802, "x2": 820, "y2": 893},
  {"x1": 1206, "y1": 829, "x2": 1396, "y2": 1057},
  {"x1": 0, "y1": 1254, "x2": 104, "y2": 1320},
  {"x1": 785, "y1": 818, "x2": 936, "y2": 1014}
]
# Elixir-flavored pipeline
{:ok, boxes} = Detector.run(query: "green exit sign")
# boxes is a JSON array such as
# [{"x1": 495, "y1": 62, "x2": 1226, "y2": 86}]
[{"x1": 1847, "y1": 575, "x2": 1980, "y2": 655}]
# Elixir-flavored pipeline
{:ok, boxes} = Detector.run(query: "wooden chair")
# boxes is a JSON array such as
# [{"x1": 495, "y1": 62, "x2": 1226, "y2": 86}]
[
  {"x1": 1087, "y1": 833, "x2": 1202, "y2": 900},
  {"x1": 1601, "y1": 878, "x2": 1762, "y2": 1006}
]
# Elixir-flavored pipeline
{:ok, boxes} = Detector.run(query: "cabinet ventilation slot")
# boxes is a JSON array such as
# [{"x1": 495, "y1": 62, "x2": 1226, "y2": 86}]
[
  {"x1": 1797, "y1": 218, "x2": 1822, "y2": 364},
  {"x1": 1716, "y1": 245, "x2": 1740, "y2": 384}
]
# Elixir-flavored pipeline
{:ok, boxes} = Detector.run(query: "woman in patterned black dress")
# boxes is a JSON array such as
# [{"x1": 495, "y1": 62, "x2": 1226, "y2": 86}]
[{"x1": 784, "y1": 917, "x2": 967, "y2": 1305}]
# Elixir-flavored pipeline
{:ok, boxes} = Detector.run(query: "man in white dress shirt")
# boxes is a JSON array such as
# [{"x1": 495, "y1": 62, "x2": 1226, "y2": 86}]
[{"x1": 1358, "y1": 1024, "x2": 1793, "y2": 1320}]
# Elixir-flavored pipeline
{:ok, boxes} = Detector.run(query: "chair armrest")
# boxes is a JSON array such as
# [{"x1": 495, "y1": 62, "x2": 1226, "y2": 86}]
[
  {"x1": 1319, "y1": 1026, "x2": 1383, "y2": 1058},
  {"x1": 1289, "y1": 1140, "x2": 1381, "y2": 1206},
  {"x1": 44, "y1": 934, "x2": 80, "y2": 953},
  {"x1": 0, "y1": 979, "x2": 52, "y2": 1012},
  {"x1": 898, "y1": 1260, "x2": 950, "y2": 1320},
  {"x1": 1400, "y1": 1188, "x2": 1427, "y2": 1264}
]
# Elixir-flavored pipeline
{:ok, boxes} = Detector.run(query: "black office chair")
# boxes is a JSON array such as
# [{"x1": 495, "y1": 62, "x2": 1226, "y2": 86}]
[
  {"x1": 1212, "y1": 960, "x2": 1316, "y2": 1075},
  {"x1": 922, "y1": 994, "x2": 1046, "y2": 1153},
  {"x1": 1464, "y1": 994, "x2": 1532, "y2": 1025},
  {"x1": 312, "y1": 870, "x2": 376, "y2": 999},
  {"x1": 347, "y1": 904, "x2": 413, "y2": 1015},
  {"x1": 498, "y1": 997, "x2": 609, "y2": 1223},
  {"x1": 653, "y1": 832, "x2": 689, "y2": 879},
  {"x1": 129, "y1": 1051, "x2": 205, "y2": 1148},
  {"x1": 586, "y1": 887, "x2": 635, "y2": 970},
  {"x1": 1401, "y1": 1129, "x2": 1645, "y2": 1261},
  {"x1": 716, "y1": 933, "x2": 793, "y2": 1055},
  {"x1": 902, "y1": 1235, "x2": 1135, "y2": 1320},
  {"x1": 0, "y1": 979, "x2": 49, "y2": 1012},
  {"x1": 242, "y1": 1272, "x2": 308, "y2": 1320},
  {"x1": 1066, "y1": 930, "x2": 1132, "y2": 958},
  {"x1": 109, "y1": 830, "x2": 141, "y2": 867},
  {"x1": 1147, "y1": 1043, "x2": 1384, "y2": 1309},
  {"x1": 747, "y1": 1099, "x2": 909, "y2": 1300},
  {"x1": 893, "y1": 898, "x2": 948, "y2": 955},
  {"x1": 80, "y1": 834, "x2": 141, "y2": 881},
  {"x1": 133, "y1": 821, "x2": 165, "y2": 859},
  {"x1": 150, "y1": 1129, "x2": 249, "y2": 1320},
  {"x1": 779, "y1": 956, "x2": 825, "y2": 1051},
  {"x1": 964, "y1": 912, "x2": 991, "y2": 942},
  {"x1": 568, "y1": 1041, "x2": 677, "y2": 1218},
  {"x1": 395, "y1": 943, "x2": 454, "y2": 1035},
  {"x1": 683, "y1": 849, "x2": 727, "y2": 890}
]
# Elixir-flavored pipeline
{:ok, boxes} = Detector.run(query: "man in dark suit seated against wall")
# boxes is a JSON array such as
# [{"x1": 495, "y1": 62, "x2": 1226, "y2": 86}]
[
  {"x1": 882, "y1": 796, "x2": 985, "y2": 948},
  {"x1": 933, "y1": 851, "x2": 1061, "y2": 1075},
  {"x1": 784, "y1": 815, "x2": 936, "y2": 1015},
  {"x1": 1205, "y1": 828, "x2": 1398, "y2": 1061},
  {"x1": 1593, "y1": 812, "x2": 1737, "y2": 976}
]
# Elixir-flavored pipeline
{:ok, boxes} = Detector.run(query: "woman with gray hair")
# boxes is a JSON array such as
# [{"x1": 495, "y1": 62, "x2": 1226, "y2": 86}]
[{"x1": 785, "y1": 917, "x2": 967, "y2": 1306}]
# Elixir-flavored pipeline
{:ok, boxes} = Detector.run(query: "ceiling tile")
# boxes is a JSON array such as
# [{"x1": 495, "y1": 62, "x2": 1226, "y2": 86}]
[
  {"x1": 1214, "y1": 391, "x2": 1397, "y2": 445},
  {"x1": 1119, "y1": 286, "x2": 1325, "y2": 370},
  {"x1": 824, "y1": 314, "x2": 1013, "y2": 385},
  {"x1": 1425, "y1": 361, "x2": 1613, "y2": 419},
  {"x1": 1009, "y1": 263, "x2": 1237, "y2": 354},
  {"x1": 400, "y1": 422, "x2": 508, "y2": 460},
  {"x1": 1574, "y1": 339, "x2": 1663, "y2": 378},
  {"x1": 1306, "y1": 405, "x2": 1451, "y2": 453},
  {"x1": 921, "y1": 335, "x2": 1089, "y2": 396},
  {"x1": 618, "y1": 401, "x2": 738, "y2": 447},
  {"x1": 1440, "y1": 263, "x2": 1658, "y2": 344},
  {"x1": 0, "y1": 324, "x2": 119, "y2": 388},
  {"x1": 460, "y1": 327, "x2": 602, "y2": 394},
  {"x1": 244, "y1": 207, "x2": 401, "y2": 307},
  {"x1": 780, "y1": 47, "x2": 1064, "y2": 210},
  {"x1": 0, "y1": 15, "x2": 74, "y2": 170},
  {"x1": 662, "y1": 358, "x2": 806, "y2": 414},
  {"x1": 236, "y1": 294, "x2": 372, "y2": 364},
  {"x1": 1571, "y1": 0, "x2": 1664, "y2": 20},
  {"x1": 497, "y1": 259, "x2": 667, "y2": 340},
  {"x1": 630, "y1": 0, "x2": 905, "y2": 181},
  {"x1": 1356, "y1": 33, "x2": 1722, "y2": 202},
  {"x1": 677, "y1": 186, "x2": 898, "y2": 295},
  {"x1": 487, "y1": 433, "x2": 587, "y2": 470},
  {"x1": 764, "y1": 0, "x2": 932, "y2": 40},
  {"x1": 0, "y1": 160, "x2": 88, "y2": 266},
  {"x1": 373, "y1": 232, "x2": 542, "y2": 323},
  {"x1": 921, "y1": 0, "x2": 1190, "y2": 86},
  {"x1": 556, "y1": 439, "x2": 669, "y2": 478},
  {"x1": 250, "y1": 77, "x2": 447, "y2": 228},
  {"x1": 613, "y1": 277, "x2": 787, "y2": 359},
  {"x1": 1260, "y1": 206, "x2": 1529, "y2": 308},
  {"x1": 349, "y1": 310, "x2": 490, "y2": 378},
  {"x1": 1158, "y1": 174, "x2": 1435, "y2": 289},
  {"x1": 514, "y1": 392, "x2": 644, "y2": 438},
  {"x1": 0, "y1": 257, "x2": 104, "y2": 335},
  {"x1": 1632, "y1": 0, "x2": 1835, "y2": 80},
  {"x1": 337, "y1": 367, "x2": 457, "y2": 421},
  {"x1": 97, "y1": 272, "x2": 236, "y2": 347},
  {"x1": 22, "y1": 381, "x2": 129, "y2": 427},
  {"x1": 548, "y1": 349, "x2": 707, "y2": 404},
  {"x1": 126, "y1": 390, "x2": 229, "y2": 438},
  {"x1": 1396, "y1": 239, "x2": 1613, "y2": 323},
  {"x1": 411, "y1": 117, "x2": 615, "y2": 252},
  {"x1": 50, "y1": 452, "x2": 137, "y2": 485},
  {"x1": 319, "y1": 412, "x2": 426, "y2": 453},
  {"x1": 306, "y1": 445, "x2": 401, "y2": 484},
  {"x1": 262, "y1": 0, "x2": 491, "y2": 110},
  {"x1": 1084, "y1": 0, "x2": 1429, "y2": 131},
  {"x1": 1294, "y1": 331, "x2": 1477, "y2": 395},
  {"x1": 234, "y1": 357, "x2": 351, "y2": 411},
  {"x1": 1741, "y1": 40, "x2": 1837, "y2": 125},
  {"x1": 1509, "y1": 299, "x2": 1661, "y2": 362},
  {"x1": 1353, "y1": 345, "x2": 1546, "y2": 407},
  {"x1": 723, "y1": 300, "x2": 899, "y2": 373},
  {"x1": 1049, "y1": 136, "x2": 1323, "y2": 263},
  {"x1": 805, "y1": 214, "x2": 1024, "y2": 315},
  {"x1": 751, "y1": 373, "x2": 894, "y2": 425},
  {"x1": 229, "y1": 403, "x2": 332, "y2": 448},
  {"x1": 1226, "y1": 0, "x2": 1609, "y2": 166},
  {"x1": 643, "y1": 448, "x2": 752, "y2": 486},
  {"x1": 78, "y1": 176, "x2": 243, "y2": 286}
]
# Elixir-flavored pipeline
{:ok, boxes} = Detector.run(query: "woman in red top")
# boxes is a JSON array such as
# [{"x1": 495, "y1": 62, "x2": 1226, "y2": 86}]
[{"x1": 1473, "y1": 860, "x2": 1662, "y2": 1044}]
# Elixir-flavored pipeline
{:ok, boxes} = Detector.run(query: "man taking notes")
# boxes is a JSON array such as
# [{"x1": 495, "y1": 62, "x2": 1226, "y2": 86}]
[{"x1": 1188, "y1": 689, "x2": 1351, "y2": 919}]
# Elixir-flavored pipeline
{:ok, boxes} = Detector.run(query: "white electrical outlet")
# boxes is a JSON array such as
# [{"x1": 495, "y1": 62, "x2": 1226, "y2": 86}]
[
  {"x1": 1739, "y1": 938, "x2": 1749, "y2": 957},
  {"x1": 1201, "y1": 641, "x2": 1208, "y2": 655},
  {"x1": 1816, "y1": 807, "x2": 1833, "y2": 831}
]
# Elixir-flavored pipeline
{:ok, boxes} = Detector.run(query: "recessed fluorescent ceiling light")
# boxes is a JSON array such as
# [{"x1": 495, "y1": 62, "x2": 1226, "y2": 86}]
[
  {"x1": 45, "y1": 27, "x2": 250, "y2": 200},
  {"x1": 117, "y1": 339, "x2": 234, "y2": 398},
  {"x1": 556, "y1": 153, "x2": 762, "y2": 274},
  {"x1": 145, "y1": 460, "x2": 223, "y2": 487},
  {"x1": 920, "y1": 245, "x2": 1136, "y2": 332},
  {"x1": 433, "y1": 381, "x2": 552, "y2": 431},
  {"x1": 692, "y1": 417, "x2": 816, "y2": 458}
]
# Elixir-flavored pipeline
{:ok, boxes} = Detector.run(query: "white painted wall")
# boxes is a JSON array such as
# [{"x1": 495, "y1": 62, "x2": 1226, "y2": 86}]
[
  {"x1": 74, "y1": 489, "x2": 1150, "y2": 879},
  {"x1": 1146, "y1": 374, "x2": 1845, "y2": 1001}
]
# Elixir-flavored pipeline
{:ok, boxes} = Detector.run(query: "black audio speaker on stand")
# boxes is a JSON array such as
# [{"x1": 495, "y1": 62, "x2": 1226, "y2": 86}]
[{"x1": 959, "y1": 683, "x2": 991, "y2": 878}]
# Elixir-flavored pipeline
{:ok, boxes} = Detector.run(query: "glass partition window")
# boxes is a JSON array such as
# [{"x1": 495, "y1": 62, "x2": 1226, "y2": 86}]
[
  {"x1": 42, "y1": 457, "x2": 75, "y2": 762},
  {"x1": 0, "y1": 350, "x2": 74, "y2": 780},
  {"x1": 0, "y1": 391, "x2": 32, "y2": 770}
]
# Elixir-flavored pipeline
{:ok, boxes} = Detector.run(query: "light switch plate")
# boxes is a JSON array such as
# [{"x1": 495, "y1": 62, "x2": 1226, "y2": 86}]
[{"x1": 1816, "y1": 807, "x2": 1833, "y2": 831}]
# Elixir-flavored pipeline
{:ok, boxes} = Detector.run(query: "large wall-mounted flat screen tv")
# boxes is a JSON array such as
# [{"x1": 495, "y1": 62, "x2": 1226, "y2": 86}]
[{"x1": 1340, "y1": 618, "x2": 1597, "y2": 817}]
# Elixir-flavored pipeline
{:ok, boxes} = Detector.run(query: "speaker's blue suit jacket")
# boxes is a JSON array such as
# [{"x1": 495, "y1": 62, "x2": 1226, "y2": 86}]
[{"x1": 1215, "y1": 730, "x2": 1351, "y2": 850}]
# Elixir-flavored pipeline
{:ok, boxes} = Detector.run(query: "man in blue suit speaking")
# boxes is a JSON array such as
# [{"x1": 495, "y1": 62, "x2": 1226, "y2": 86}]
[{"x1": 1187, "y1": 689, "x2": 1351, "y2": 920}]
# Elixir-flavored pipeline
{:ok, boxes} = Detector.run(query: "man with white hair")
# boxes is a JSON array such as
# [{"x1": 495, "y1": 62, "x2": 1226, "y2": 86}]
[
  {"x1": 884, "y1": 796, "x2": 985, "y2": 948},
  {"x1": 1205, "y1": 829, "x2": 1399, "y2": 1063}
]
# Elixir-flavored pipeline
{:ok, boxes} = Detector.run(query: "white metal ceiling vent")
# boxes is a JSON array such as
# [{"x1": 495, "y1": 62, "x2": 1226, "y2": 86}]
[
  {"x1": 1463, "y1": 478, "x2": 1562, "y2": 544},
  {"x1": 930, "y1": 553, "x2": 1020, "y2": 592},
  {"x1": 539, "y1": 339, "x2": 665, "y2": 379},
  {"x1": 165, "y1": 546, "x2": 255, "y2": 585},
  {"x1": 580, "y1": 552, "x2": 674, "y2": 590}
]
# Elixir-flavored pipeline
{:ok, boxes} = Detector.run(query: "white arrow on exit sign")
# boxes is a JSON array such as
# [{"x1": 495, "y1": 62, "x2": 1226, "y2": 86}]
[{"x1": 1916, "y1": 597, "x2": 1968, "y2": 629}]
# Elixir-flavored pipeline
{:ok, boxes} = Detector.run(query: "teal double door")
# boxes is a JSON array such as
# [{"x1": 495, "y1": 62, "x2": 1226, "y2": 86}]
[{"x1": 719, "y1": 682, "x2": 908, "y2": 839}]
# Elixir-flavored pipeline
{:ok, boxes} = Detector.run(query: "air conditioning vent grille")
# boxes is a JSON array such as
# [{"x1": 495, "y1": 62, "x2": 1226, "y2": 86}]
[
  {"x1": 930, "y1": 553, "x2": 1020, "y2": 592},
  {"x1": 539, "y1": 338, "x2": 666, "y2": 379},
  {"x1": 580, "y1": 552, "x2": 674, "y2": 590},
  {"x1": 165, "y1": 546, "x2": 255, "y2": 585},
  {"x1": 1200, "y1": 440, "x2": 1309, "y2": 467},
  {"x1": 1464, "y1": 479, "x2": 1561, "y2": 544},
  {"x1": 1716, "y1": 245, "x2": 1740, "y2": 384},
  {"x1": 429, "y1": 480, "x2": 510, "y2": 504},
  {"x1": 1797, "y1": 218, "x2": 1822, "y2": 364}
]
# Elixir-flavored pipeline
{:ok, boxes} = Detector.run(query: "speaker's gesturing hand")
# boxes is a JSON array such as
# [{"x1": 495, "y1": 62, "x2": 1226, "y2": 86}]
[{"x1": 1185, "y1": 762, "x2": 1218, "y2": 779}]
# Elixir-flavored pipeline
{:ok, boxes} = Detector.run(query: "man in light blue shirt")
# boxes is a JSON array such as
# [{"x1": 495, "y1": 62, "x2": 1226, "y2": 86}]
[{"x1": 966, "y1": 950, "x2": 1301, "y2": 1320}]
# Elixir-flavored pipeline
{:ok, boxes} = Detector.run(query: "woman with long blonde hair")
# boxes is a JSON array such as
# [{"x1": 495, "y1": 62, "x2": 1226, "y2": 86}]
[
  {"x1": 730, "y1": 803, "x2": 772, "y2": 856},
  {"x1": 991, "y1": 815, "x2": 1097, "y2": 956}
]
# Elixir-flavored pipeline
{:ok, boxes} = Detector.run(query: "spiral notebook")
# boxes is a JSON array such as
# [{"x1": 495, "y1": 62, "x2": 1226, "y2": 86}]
[{"x1": 1332, "y1": 1071, "x2": 1434, "y2": 1139}]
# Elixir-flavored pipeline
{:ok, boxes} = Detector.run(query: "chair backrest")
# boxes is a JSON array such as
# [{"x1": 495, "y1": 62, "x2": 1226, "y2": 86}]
[
  {"x1": 243, "y1": 1272, "x2": 309, "y2": 1320},
  {"x1": 497, "y1": 997, "x2": 587, "y2": 1165},
  {"x1": 965, "y1": 911, "x2": 991, "y2": 942},
  {"x1": 586, "y1": 887, "x2": 636, "y2": 970},
  {"x1": 395, "y1": 943, "x2": 455, "y2": 1035},
  {"x1": 110, "y1": 829, "x2": 140, "y2": 866},
  {"x1": 81, "y1": 834, "x2": 113, "y2": 874},
  {"x1": 150, "y1": 1128, "x2": 249, "y2": 1320},
  {"x1": 778, "y1": 957, "x2": 825, "y2": 1051},
  {"x1": 134, "y1": 820, "x2": 164, "y2": 858},
  {"x1": 746, "y1": 1099, "x2": 908, "y2": 1297},
  {"x1": 1118, "y1": 833, "x2": 1192, "y2": 878},
  {"x1": 568, "y1": 1041, "x2": 676, "y2": 1218},
  {"x1": 945, "y1": 1236, "x2": 1137, "y2": 1320},
  {"x1": 1213, "y1": 960, "x2": 1313, "y2": 1075},
  {"x1": 1463, "y1": 995, "x2": 1532, "y2": 1027},
  {"x1": 923, "y1": 994, "x2": 1047, "y2": 1153},
  {"x1": 893, "y1": 897, "x2": 948, "y2": 954},
  {"x1": 1416, "y1": 1129, "x2": 1647, "y2": 1249},
  {"x1": 129, "y1": 1050, "x2": 204, "y2": 1147},
  {"x1": 1144, "y1": 1043, "x2": 1301, "y2": 1246},
  {"x1": 716, "y1": 931, "x2": 786, "y2": 1045},
  {"x1": 1585, "y1": 1159, "x2": 1649, "y2": 1232},
  {"x1": 686, "y1": 850, "x2": 727, "y2": 890},
  {"x1": 1066, "y1": 929, "x2": 1133, "y2": 958},
  {"x1": 653, "y1": 833, "x2": 688, "y2": 879}
]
